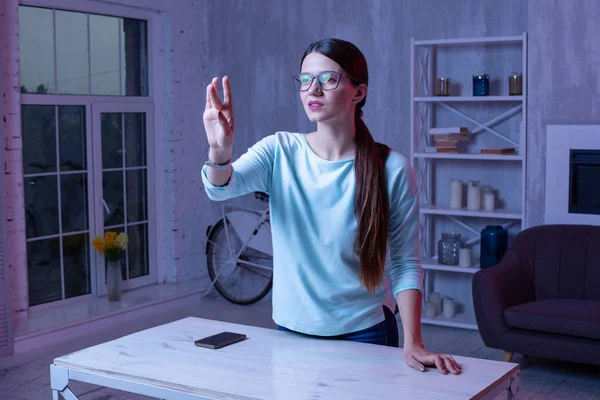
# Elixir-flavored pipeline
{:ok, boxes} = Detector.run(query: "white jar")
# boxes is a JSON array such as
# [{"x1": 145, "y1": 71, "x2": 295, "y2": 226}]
[
  {"x1": 443, "y1": 297, "x2": 456, "y2": 318},
  {"x1": 449, "y1": 179, "x2": 463, "y2": 209},
  {"x1": 424, "y1": 302, "x2": 437, "y2": 318},
  {"x1": 429, "y1": 292, "x2": 442, "y2": 315},
  {"x1": 459, "y1": 248, "x2": 472, "y2": 267},
  {"x1": 467, "y1": 181, "x2": 481, "y2": 211},
  {"x1": 483, "y1": 187, "x2": 495, "y2": 212}
]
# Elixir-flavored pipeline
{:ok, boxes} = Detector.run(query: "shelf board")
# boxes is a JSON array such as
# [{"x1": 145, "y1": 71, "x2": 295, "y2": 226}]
[
  {"x1": 414, "y1": 96, "x2": 523, "y2": 102},
  {"x1": 421, "y1": 313, "x2": 479, "y2": 330},
  {"x1": 414, "y1": 36, "x2": 524, "y2": 46},
  {"x1": 420, "y1": 205, "x2": 523, "y2": 220},
  {"x1": 414, "y1": 152, "x2": 523, "y2": 161},
  {"x1": 422, "y1": 258, "x2": 480, "y2": 274}
]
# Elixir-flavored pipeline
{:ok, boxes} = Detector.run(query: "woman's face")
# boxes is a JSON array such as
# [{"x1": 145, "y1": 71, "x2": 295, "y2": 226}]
[{"x1": 299, "y1": 52, "x2": 365, "y2": 124}]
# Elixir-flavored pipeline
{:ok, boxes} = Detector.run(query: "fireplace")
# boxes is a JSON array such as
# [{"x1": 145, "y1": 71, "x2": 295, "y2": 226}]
[
  {"x1": 569, "y1": 150, "x2": 600, "y2": 215},
  {"x1": 546, "y1": 125, "x2": 600, "y2": 225}
]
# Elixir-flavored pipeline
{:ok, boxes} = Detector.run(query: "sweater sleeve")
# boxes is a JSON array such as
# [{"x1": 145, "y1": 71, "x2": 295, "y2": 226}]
[
  {"x1": 387, "y1": 158, "x2": 424, "y2": 298},
  {"x1": 201, "y1": 134, "x2": 277, "y2": 201}
]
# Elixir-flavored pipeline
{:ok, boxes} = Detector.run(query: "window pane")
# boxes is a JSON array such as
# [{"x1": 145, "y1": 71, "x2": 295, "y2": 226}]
[
  {"x1": 24, "y1": 176, "x2": 59, "y2": 239},
  {"x1": 63, "y1": 233, "x2": 91, "y2": 299},
  {"x1": 18, "y1": 6, "x2": 55, "y2": 94},
  {"x1": 127, "y1": 169, "x2": 147, "y2": 223},
  {"x1": 125, "y1": 113, "x2": 146, "y2": 167},
  {"x1": 128, "y1": 223, "x2": 149, "y2": 279},
  {"x1": 122, "y1": 18, "x2": 148, "y2": 96},
  {"x1": 103, "y1": 171, "x2": 124, "y2": 227},
  {"x1": 28, "y1": 238, "x2": 62, "y2": 306},
  {"x1": 61, "y1": 173, "x2": 88, "y2": 233},
  {"x1": 59, "y1": 106, "x2": 87, "y2": 171},
  {"x1": 22, "y1": 105, "x2": 57, "y2": 174},
  {"x1": 56, "y1": 10, "x2": 89, "y2": 94},
  {"x1": 90, "y1": 14, "x2": 120, "y2": 95},
  {"x1": 101, "y1": 113, "x2": 123, "y2": 169}
]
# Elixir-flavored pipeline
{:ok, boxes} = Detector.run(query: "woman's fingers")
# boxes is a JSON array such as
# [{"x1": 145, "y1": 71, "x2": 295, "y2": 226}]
[
  {"x1": 405, "y1": 355, "x2": 425, "y2": 372},
  {"x1": 434, "y1": 355, "x2": 461, "y2": 375},
  {"x1": 434, "y1": 355, "x2": 446, "y2": 374},
  {"x1": 217, "y1": 110, "x2": 228, "y2": 126},
  {"x1": 223, "y1": 76, "x2": 233, "y2": 107},
  {"x1": 209, "y1": 77, "x2": 224, "y2": 111},
  {"x1": 444, "y1": 355, "x2": 461, "y2": 374},
  {"x1": 205, "y1": 82, "x2": 213, "y2": 111}
]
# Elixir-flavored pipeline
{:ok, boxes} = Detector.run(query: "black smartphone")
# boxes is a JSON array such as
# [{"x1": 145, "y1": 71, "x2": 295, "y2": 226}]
[{"x1": 194, "y1": 331, "x2": 247, "y2": 349}]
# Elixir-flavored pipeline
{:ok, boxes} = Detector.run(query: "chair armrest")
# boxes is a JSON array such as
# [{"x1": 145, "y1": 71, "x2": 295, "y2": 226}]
[{"x1": 472, "y1": 249, "x2": 535, "y2": 341}]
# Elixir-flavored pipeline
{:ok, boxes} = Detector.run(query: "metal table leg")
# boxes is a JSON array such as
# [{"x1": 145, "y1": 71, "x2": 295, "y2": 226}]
[
  {"x1": 50, "y1": 365, "x2": 79, "y2": 400},
  {"x1": 506, "y1": 369, "x2": 520, "y2": 399}
]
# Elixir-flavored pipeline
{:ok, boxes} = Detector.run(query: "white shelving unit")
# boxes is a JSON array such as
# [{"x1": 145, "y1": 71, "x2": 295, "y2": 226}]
[{"x1": 410, "y1": 34, "x2": 528, "y2": 330}]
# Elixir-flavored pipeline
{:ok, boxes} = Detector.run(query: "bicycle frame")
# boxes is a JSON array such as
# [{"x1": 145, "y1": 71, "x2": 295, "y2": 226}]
[
  {"x1": 220, "y1": 204, "x2": 271, "y2": 271},
  {"x1": 203, "y1": 203, "x2": 272, "y2": 298}
]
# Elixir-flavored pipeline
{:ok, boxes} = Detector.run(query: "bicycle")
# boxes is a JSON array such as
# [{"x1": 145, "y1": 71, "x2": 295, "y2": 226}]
[{"x1": 204, "y1": 192, "x2": 274, "y2": 305}]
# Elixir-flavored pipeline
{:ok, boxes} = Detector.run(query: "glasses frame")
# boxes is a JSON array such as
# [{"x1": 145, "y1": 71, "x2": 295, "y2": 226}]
[{"x1": 292, "y1": 71, "x2": 358, "y2": 92}]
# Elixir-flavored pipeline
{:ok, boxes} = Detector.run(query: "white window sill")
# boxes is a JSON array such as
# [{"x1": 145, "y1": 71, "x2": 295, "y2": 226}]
[{"x1": 13, "y1": 279, "x2": 205, "y2": 353}]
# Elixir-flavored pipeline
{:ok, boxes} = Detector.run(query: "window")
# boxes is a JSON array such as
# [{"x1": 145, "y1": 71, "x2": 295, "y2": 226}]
[
  {"x1": 22, "y1": 105, "x2": 90, "y2": 305},
  {"x1": 19, "y1": 3, "x2": 156, "y2": 307},
  {"x1": 19, "y1": 6, "x2": 148, "y2": 96}
]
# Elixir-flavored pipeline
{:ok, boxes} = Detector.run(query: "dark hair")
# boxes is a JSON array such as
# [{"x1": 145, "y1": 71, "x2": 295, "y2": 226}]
[{"x1": 301, "y1": 38, "x2": 389, "y2": 293}]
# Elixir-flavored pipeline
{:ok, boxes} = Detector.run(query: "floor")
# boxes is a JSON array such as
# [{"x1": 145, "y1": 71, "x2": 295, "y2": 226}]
[{"x1": 1, "y1": 288, "x2": 600, "y2": 400}]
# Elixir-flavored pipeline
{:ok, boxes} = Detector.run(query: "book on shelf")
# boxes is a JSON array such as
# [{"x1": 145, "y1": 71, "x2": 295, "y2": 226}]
[
  {"x1": 431, "y1": 139, "x2": 468, "y2": 153},
  {"x1": 433, "y1": 139, "x2": 460, "y2": 147},
  {"x1": 436, "y1": 147, "x2": 460, "y2": 153},
  {"x1": 480, "y1": 147, "x2": 517, "y2": 154},
  {"x1": 429, "y1": 127, "x2": 469, "y2": 135},
  {"x1": 431, "y1": 133, "x2": 469, "y2": 141}
]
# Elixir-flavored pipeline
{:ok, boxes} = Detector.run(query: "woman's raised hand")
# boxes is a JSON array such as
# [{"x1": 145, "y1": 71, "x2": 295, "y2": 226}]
[{"x1": 203, "y1": 76, "x2": 234, "y2": 156}]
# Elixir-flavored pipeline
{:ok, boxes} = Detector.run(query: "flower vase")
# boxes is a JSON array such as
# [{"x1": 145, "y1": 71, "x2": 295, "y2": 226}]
[{"x1": 106, "y1": 260, "x2": 122, "y2": 301}]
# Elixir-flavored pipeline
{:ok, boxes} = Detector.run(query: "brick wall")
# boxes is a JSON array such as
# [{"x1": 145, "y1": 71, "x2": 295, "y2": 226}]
[{"x1": 1, "y1": 0, "x2": 28, "y2": 314}]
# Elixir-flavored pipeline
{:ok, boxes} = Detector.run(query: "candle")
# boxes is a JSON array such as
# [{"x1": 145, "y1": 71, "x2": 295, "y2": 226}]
[
  {"x1": 429, "y1": 292, "x2": 442, "y2": 315},
  {"x1": 443, "y1": 297, "x2": 456, "y2": 318},
  {"x1": 467, "y1": 181, "x2": 481, "y2": 211},
  {"x1": 424, "y1": 302, "x2": 437, "y2": 318},
  {"x1": 449, "y1": 179, "x2": 462, "y2": 209},
  {"x1": 484, "y1": 191, "x2": 495, "y2": 211},
  {"x1": 459, "y1": 248, "x2": 472, "y2": 267}
]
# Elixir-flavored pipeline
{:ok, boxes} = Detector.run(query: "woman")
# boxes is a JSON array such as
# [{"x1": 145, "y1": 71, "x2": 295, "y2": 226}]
[{"x1": 201, "y1": 38, "x2": 460, "y2": 375}]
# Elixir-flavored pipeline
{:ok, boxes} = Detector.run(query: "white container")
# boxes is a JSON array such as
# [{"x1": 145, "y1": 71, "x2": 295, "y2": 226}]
[
  {"x1": 467, "y1": 180, "x2": 481, "y2": 211},
  {"x1": 443, "y1": 297, "x2": 456, "y2": 318},
  {"x1": 429, "y1": 292, "x2": 442, "y2": 315},
  {"x1": 424, "y1": 302, "x2": 437, "y2": 318},
  {"x1": 459, "y1": 248, "x2": 472, "y2": 267},
  {"x1": 449, "y1": 179, "x2": 463, "y2": 209}
]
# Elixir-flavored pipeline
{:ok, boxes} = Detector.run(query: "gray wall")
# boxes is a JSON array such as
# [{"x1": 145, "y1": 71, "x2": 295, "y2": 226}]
[
  {"x1": 175, "y1": 0, "x2": 528, "y2": 280},
  {"x1": 526, "y1": 0, "x2": 600, "y2": 227},
  {"x1": 203, "y1": 0, "x2": 527, "y2": 155}
]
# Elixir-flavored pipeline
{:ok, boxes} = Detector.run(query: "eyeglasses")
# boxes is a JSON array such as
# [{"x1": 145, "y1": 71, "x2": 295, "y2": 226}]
[{"x1": 292, "y1": 71, "x2": 357, "y2": 91}]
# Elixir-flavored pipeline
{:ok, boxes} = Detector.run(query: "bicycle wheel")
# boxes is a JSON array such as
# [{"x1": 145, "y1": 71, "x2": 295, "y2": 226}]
[{"x1": 206, "y1": 210, "x2": 273, "y2": 305}]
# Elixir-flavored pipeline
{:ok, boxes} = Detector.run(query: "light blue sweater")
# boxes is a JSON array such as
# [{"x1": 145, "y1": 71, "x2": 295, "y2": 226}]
[{"x1": 201, "y1": 131, "x2": 423, "y2": 336}]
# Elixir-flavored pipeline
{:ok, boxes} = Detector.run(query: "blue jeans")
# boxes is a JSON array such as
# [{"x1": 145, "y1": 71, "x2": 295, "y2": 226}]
[{"x1": 277, "y1": 305, "x2": 399, "y2": 347}]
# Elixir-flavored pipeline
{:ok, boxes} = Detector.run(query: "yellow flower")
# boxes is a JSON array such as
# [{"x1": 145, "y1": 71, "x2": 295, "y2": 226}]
[
  {"x1": 105, "y1": 231, "x2": 118, "y2": 248},
  {"x1": 116, "y1": 233, "x2": 128, "y2": 250},
  {"x1": 92, "y1": 236, "x2": 105, "y2": 254}
]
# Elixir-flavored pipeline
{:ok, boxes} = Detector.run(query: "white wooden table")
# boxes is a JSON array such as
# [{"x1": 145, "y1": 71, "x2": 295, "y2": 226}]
[{"x1": 50, "y1": 317, "x2": 520, "y2": 399}]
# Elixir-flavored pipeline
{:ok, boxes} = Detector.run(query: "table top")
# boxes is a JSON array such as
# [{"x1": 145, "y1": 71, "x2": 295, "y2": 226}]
[{"x1": 53, "y1": 317, "x2": 519, "y2": 400}]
